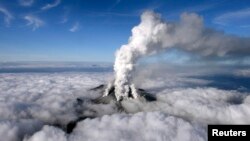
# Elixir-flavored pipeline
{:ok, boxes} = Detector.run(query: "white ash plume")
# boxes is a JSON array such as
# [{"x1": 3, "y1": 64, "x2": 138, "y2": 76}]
[{"x1": 111, "y1": 11, "x2": 250, "y2": 101}]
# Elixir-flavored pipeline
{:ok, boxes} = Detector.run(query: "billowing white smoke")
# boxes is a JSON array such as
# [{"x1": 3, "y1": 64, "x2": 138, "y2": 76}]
[{"x1": 112, "y1": 11, "x2": 250, "y2": 101}]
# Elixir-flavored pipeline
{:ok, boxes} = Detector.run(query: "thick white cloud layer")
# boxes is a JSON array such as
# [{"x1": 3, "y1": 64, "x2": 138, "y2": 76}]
[
  {"x1": 24, "y1": 125, "x2": 67, "y2": 141},
  {"x1": 122, "y1": 88, "x2": 250, "y2": 124},
  {"x1": 0, "y1": 72, "x2": 112, "y2": 141},
  {"x1": 25, "y1": 87, "x2": 250, "y2": 141},
  {"x1": 26, "y1": 112, "x2": 206, "y2": 141},
  {"x1": 71, "y1": 112, "x2": 206, "y2": 141},
  {"x1": 0, "y1": 119, "x2": 43, "y2": 141},
  {"x1": 0, "y1": 64, "x2": 249, "y2": 141}
]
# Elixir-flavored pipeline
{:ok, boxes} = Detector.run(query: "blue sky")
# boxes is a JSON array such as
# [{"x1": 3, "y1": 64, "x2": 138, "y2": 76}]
[{"x1": 0, "y1": 0, "x2": 250, "y2": 62}]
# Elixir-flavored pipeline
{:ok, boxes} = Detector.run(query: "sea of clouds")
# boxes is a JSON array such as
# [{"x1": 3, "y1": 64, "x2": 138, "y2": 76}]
[{"x1": 0, "y1": 63, "x2": 250, "y2": 141}]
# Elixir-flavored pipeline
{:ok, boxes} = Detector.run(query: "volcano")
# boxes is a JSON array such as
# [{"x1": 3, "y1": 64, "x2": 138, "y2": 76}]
[
  {"x1": 91, "y1": 84, "x2": 157, "y2": 103},
  {"x1": 65, "y1": 84, "x2": 156, "y2": 133}
]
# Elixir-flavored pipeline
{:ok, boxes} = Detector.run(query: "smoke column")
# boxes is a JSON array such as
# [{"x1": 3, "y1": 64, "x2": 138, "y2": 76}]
[{"x1": 109, "y1": 11, "x2": 250, "y2": 101}]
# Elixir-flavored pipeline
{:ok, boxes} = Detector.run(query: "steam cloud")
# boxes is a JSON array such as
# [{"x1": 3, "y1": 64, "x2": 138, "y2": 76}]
[{"x1": 113, "y1": 11, "x2": 250, "y2": 100}]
